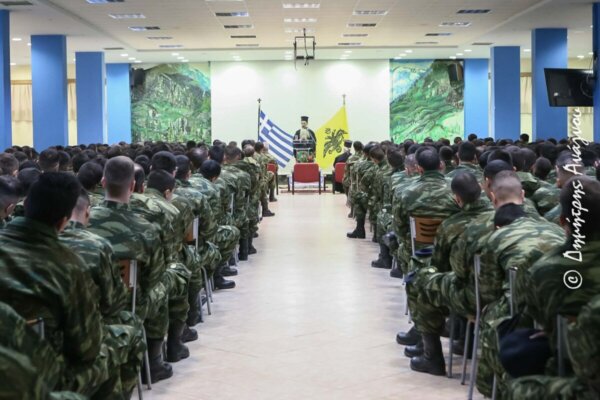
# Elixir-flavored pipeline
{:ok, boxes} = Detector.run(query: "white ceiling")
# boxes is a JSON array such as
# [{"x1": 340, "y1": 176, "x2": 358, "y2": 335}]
[{"x1": 3, "y1": 0, "x2": 597, "y2": 66}]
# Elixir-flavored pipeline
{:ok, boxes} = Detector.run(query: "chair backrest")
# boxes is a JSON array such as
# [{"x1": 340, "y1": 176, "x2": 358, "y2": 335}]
[
  {"x1": 267, "y1": 163, "x2": 278, "y2": 174},
  {"x1": 508, "y1": 266, "x2": 518, "y2": 317},
  {"x1": 334, "y1": 162, "x2": 346, "y2": 183},
  {"x1": 410, "y1": 216, "x2": 443, "y2": 244},
  {"x1": 474, "y1": 255, "x2": 482, "y2": 319},
  {"x1": 185, "y1": 217, "x2": 199, "y2": 244},
  {"x1": 294, "y1": 163, "x2": 320, "y2": 183},
  {"x1": 118, "y1": 259, "x2": 138, "y2": 290}
]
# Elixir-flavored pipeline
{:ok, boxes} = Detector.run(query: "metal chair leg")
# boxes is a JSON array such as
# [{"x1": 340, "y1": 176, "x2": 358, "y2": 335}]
[
  {"x1": 209, "y1": 277, "x2": 214, "y2": 303},
  {"x1": 491, "y1": 375, "x2": 498, "y2": 400},
  {"x1": 461, "y1": 320, "x2": 473, "y2": 385},
  {"x1": 142, "y1": 327, "x2": 152, "y2": 390},
  {"x1": 448, "y1": 314, "x2": 455, "y2": 378},
  {"x1": 467, "y1": 319, "x2": 481, "y2": 400},
  {"x1": 137, "y1": 374, "x2": 144, "y2": 399},
  {"x1": 201, "y1": 266, "x2": 212, "y2": 315}
]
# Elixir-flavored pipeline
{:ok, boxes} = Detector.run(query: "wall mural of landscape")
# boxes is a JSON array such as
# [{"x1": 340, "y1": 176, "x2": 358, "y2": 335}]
[
  {"x1": 390, "y1": 60, "x2": 464, "y2": 143},
  {"x1": 131, "y1": 63, "x2": 211, "y2": 143}
]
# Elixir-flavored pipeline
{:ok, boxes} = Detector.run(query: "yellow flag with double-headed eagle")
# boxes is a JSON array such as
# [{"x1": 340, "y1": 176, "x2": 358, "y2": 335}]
[{"x1": 315, "y1": 106, "x2": 349, "y2": 169}]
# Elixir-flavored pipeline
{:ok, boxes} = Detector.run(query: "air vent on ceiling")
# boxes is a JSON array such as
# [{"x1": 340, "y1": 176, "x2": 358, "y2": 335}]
[
  {"x1": 457, "y1": 9, "x2": 491, "y2": 14},
  {"x1": 439, "y1": 21, "x2": 471, "y2": 27},
  {"x1": 236, "y1": 43, "x2": 259, "y2": 47},
  {"x1": 86, "y1": 0, "x2": 124, "y2": 3},
  {"x1": 472, "y1": 42, "x2": 493, "y2": 45},
  {"x1": 224, "y1": 24, "x2": 253, "y2": 29},
  {"x1": 353, "y1": 10, "x2": 387, "y2": 16},
  {"x1": 103, "y1": 47, "x2": 125, "y2": 50},
  {"x1": 0, "y1": 1, "x2": 33, "y2": 6},
  {"x1": 129, "y1": 26, "x2": 160, "y2": 31},
  {"x1": 159, "y1": 44, "x2": 183, "y2": 48},
  {"x1": 109, "y1": 13, "x2": 145, "y2": 19},
  {"x1": 347, "y1": 23, "x2": 376, "y2": 27},
  {"x1": 343, "y1": 33, "x2": 368, "y2": 37},
  {"x1": 425, "y1": 32, "x2": 451, "y2": 36},
  {"x1": 338, "y1": 42, "x2": 362, "y2": 46},
  {"x1": 231, "y1": 35, "x2": 256, "y2": 39},
  {"x1": 415, "y1": 41, "x2": 438, "y2": 44},
  {"x1": 147, "y1": 36, "x2": 173, "y2": 40},
  {"x1": 215, "y1": 12, "x2": 249, "y2": 17}
]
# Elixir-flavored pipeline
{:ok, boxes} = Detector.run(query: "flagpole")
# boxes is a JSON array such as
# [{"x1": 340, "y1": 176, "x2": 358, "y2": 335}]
[
  {"x1": 257, "y1": 98, "x2": 262, "y2": 141},
  {"x1": 342, "y1": 94, "x2": 346, "y2": 107}
]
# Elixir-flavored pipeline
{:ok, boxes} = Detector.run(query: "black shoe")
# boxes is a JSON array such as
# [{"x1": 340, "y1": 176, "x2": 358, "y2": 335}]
[
  {"x1": 262, "y1": 210, "x2": 275, "y2": 217},
  {"x1": 181, "y1": 325, "x2": 198, "y2": 343},
  {"x1": 346, "y1": 229, "x2": 366, "y2": 239},
  {"x1": 143, "y1": 339, "x2": 173, "y2": 384},
  {"x1": 269, "y1": 194, "x2": 278, "y2": 202},
  {"x1": 390, "y1": 267, "x2": 403, "y2": 279},
  {"x1": 238, "y1": 238, "x2": 249, "y2": 261},
  {"x1": 166, "y1": 321, "x2": 190, "y2": 363},
  {"x1": 214, "y1": 275, "x2": 236, "y2": 290},
  {"x1": 228, "y1": 256, "x2": 237, "y2": 266},
  {"x1": 371, "y1": 259, "x2": 392, "y2": 269},
  {"x1": 409, "y1": 334, "x2": 446, "y2": 376},
  {"x1": 371, "y1": 244, "x2": 392, "y2": 269},
  {"x1": 253, "y1": 232, "x2": 259, "y2": 238},
  {"x1": 404, "y1": 338, "x2": 424, "y2": 358},
  {"x1": 221, "y1": 266, "x2": 238, "y2": 276},
  {"x1": 248, "y1": 237, "x2": 257, "y2": 255},
  {"x1": 396, "y1": 326, "x2": 420, "y2": 346}
]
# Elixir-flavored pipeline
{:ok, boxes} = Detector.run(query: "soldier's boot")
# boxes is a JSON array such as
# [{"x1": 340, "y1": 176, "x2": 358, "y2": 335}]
[
  {"x1": 372, "y1": 226, "x2": 378, "y2": 243},
  {"x1": 390, "y1": 265, "x2": 403, "y2": 279},
  {"x1": 396, "y1": 326, "x2": 420, "y2": 346},
  {"x1": 143, "y1": 338, "x2": 173, "y2": 384},
  {"x1": 214, "y1": 264, "x2": 236, "y2": 290},
  {"x1": 228, "y1": 255, "x2": 237, "y2": 266},
  {"x1": 371, "y1": 243, "x2": 392, "y2": 269},
  {"x1": 346, "y1": 218, "x2": 366, "y2": 239},
  {"x1": 221, "y1": 264, "x2": 238, "y2": 276},
  {"x1": 404, "y1": 336, "x2": 424, "y2": 358},
  {"x1": 238, "y1": 238, "x2": 249, "y2": 261},
  {"x1": 181, "y1": 325, "x2": 198, "y2": 343},
  {"x1": 248, "y1": 236, "x2": 257, "y2": 255},
  {"x1": 261, "y1": 198, "x2": 275, "y2": 217},
  {"x1": 186, "y1": 295, "x2": 201, "y2": 326},
  {"x1": 269, "y1": 189, "x2": 277, "y2": 202},
  {"x1": 410, "y1": 333, "x2": 446, "y2": 376},
  {"x1": 166, "y1": 321, "x2": 190, "y2": 363}
]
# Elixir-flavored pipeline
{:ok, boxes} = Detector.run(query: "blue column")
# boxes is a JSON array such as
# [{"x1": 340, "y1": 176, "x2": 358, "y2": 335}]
[
  {"x1": 593, "y1": 3, "x2": 600, "y2": 142},
  {"x1": 490, "y1": 46, "x2": 521, "y2": 140},
  {"x1": 31, "y1": 35, "x2": 68, "y2": 150},
  {"x1": 76, "y1": 52, "x2": 106, "y2": 144},
  {"x1": 0, "y1": 11, "x2": 11, "y2": 149},
  {"x1": 464, "y1": 59, "x2": 489, "y2": 138},
  {"x1": 532, "y1": 29, "x2": 567, "y2": 140},
  {"x1": 106, "y1": 63, "x2": 131, "y2": 144}
]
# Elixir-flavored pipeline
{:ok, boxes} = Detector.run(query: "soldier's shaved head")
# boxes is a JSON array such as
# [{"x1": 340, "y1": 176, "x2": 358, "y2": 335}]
[
  {"x1": 451, "y1": 172, "x2": 481, "y2": 205},
  {"x1": 224, "y1": 145, "x2": 242, "y2": 163},
  {"x1": 103, "y1": 156, "x2": 134, "y2": 198},
  {"x1": 490, "y1": 170, "x2": 524, "y2": 208},
  {"x1": 243, "y1": 145, "x2": 255, "y2": 158},
  {"x1": 556, "y1": 151, "x2": 584, "y2": 188},
  {"x1": 175, "y1": 155, "x2": 191, "y2": 181},
  {"x1": 187, "y1": 146, "x2": 208, "y2": 170},
  {"x1": 151, "y1": 151, "x2": 177, "y2": 174},
  {"x1": 25, "y1": 172, "x2": 80, "y2": 229},
  {"x1": 133, "y1": 163, "x2": 145, "y2": 193},
  {"x1": 369, "y1": 146, "x2": 385, "y2": 163},
  {"x1": 405, "y1": 154, "x2": 418, "y2": 174},
  {"x1": 387, "y1": 149, "x2": 403, "y2": 169},
  {"x1": 415, "y1": 147, "x2": 441, "y2": 172}
]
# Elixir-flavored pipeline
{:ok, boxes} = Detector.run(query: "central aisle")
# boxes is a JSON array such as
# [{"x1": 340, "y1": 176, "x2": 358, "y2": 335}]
[{"x1": 147, "y1": 192, "x2": 477, "y2": 400}]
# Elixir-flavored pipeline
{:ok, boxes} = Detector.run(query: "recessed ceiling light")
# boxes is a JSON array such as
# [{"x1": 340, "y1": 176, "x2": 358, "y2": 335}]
[
  {"x1": 9, "y1": 62, "x2": 16, "y2": 66},
  {"x1": 171, "y1": 52, "x2": 179, "y2": 56},
  {"x1": 425, "y1": 32, "x2": 452, "y2": 36},
  {"x1": 456, "y1": 53, "x2": 463, "y2": 56},
  {"x1": 129, "y1": 26, "x2": 160, "y2": 31},
  {"x1": 182, "y1": 59, "x2": 189, "y2": 62},
  {"x1": 128, "y1": 57, "x2": 136, "y2": 60},
  {"x1": 439, "y1": 21, "x2": 471, "y2": 28},
  {"x1": 27, "y1": 42, "x2": 31, "y2": 46},
  {"x1": 215, "y1": 12, "x2": 249, "y2": 17},
  {"x1": 109, "y1": 13, "x2": 146, "y2": 19},
  {"x1": 399, "y1": 53, "x2": 406, "y2": 57},
  {"x1": 12, "y1": 37, "x2": 21, "y2": 41},
  {"x1": 393, "y1": 57, "x2": 403, "y2": 60},
  {"x1": 457, "y1": 9, "x2": 490, "y2": 14},
  {"x1": 347, "y1": 23, "x2": 376, "y2": 28},
  {"x1": 344, "y1": 50, "x2": 352, "y2": 53},
  {"x1": 342, "y1": 33, "x2": 368, "y2": 37},
  {"x1": 464, "y1": 49, "x2": 472, "y2": 52},
  {"x1": 134, "y1": 60, "x2": 142, "y2": 63},
  {"x1": 449, "y1": 56, "x2": 457, "y2": 59},
  {"x1": 523, "y1": 48, "x2": 531, "y2": 52},
  {"x1": 285, "y1": 28, "x2": 315, "y2": 34},
  {"x1": 86, "y1": 0, "x2": 125, "y2": 3},
  {"x1": 177, "y1": 56, "x2": 185, "y2": 59},
  {"x1": 589, "y1": 52, "x2": 594, "y2": 55},
  {"x1": 577, "y1": 55, "x2": 585, "y2": 59},
  {"x1": 283, "y1": 3, "x2": 320, "y2": 8},
  {"x1": 224, "y1": 24, "x2": 254, "y2": 29},
  {"x1": 353, "y1": 10, "x2": 387, "y2": 16},
  {"x1": 404, "y1": 49, "x2": 413, "y2": 53},
  {"x1": 120, "y1": 53, "x2": 128, "y2": 57},
  {"x1": 284, "y1": 18, "x2": 317, "y2": 23}
]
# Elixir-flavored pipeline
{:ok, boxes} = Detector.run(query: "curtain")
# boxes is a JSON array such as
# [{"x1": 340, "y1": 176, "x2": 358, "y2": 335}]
[{"x1": 11, "y1": 82, "x2": 77, "y2": 122}]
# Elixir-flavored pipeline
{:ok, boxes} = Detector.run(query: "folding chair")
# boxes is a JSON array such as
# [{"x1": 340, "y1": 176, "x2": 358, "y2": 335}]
[
  {"x1": 118, "y1": 259, "x2": 152, "y2": 395},
  {"x1": 186, "y1": 218, "x2": 212, "y2": 316},
  {"x1": 332, "y1": 162, "x2": 346, "y2": 194},
  {"x1": 267, "y1": 163, "x2": 279, "y2": 195},
  {"x1": 290, "y1": 163, "x2": 322, "y2": 194}
]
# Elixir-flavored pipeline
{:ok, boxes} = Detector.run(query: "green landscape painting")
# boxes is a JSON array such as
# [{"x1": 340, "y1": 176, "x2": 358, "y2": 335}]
[
  {"x1": 390, "y1": 60, "x2": 464, "y2": 143},
  {"x1": 131, "y1": 63, "x2": 211, "y2": 143}
]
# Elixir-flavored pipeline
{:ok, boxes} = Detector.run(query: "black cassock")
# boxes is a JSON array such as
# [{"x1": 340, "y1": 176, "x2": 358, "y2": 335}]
[{"x1": 293, "y1": 129, "x2": 317, "y2": 156}]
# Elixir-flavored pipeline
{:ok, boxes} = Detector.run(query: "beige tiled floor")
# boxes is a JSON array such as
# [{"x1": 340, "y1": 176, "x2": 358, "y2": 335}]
[{"x1": 145, "y1": 191, "x2": 481, "y2": 400}]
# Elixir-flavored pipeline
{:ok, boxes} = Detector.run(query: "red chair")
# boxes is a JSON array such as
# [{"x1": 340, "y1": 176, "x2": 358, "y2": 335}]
[
  {"x1": 267, "y1": 163, "x2": 279, "y2": 194},
  {"x1": 333, "y1": 162, "x2": 346, "y2": 194},
  {"x1": 291, "y1": 163, "x2": 322, "y2": 194}
]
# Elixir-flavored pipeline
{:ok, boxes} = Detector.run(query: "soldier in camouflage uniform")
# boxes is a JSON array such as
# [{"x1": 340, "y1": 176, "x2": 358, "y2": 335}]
[
  {"x1": 395, "y1": 147, "x2": 460, "y2": 352},
  {"x1": 347, "y1": 143, "x2": 378, "y2": 239},
  {"x1": 368, "y1": 145, "x2": 390, "y2": 242},
  {"x1": 257, "y1": 142, "x2": 278, "y2": 209},
  {"x1": 509, "y1": 176, "x2": 600, "y2": 399},
  {"x1": 0, "y1": 175, "x2": 21, "y2": 229},
  {"x1": 261, "y1": 142, "x2": 279, "y2": 202},
  {"x1": 0, "y1": 172, "x2": 122, "y2": 398},
  {"x1": 239, "y1": 145, "x2": 262, "y2": 253},
  {"x1": 543, "y1": 152, "x2": 584, "y2": 225},
  {"x1": 60, "y1": 190, "x2": 146, "y2": 396},
  {"x1": 343, "y1": 141, "x2": 363, "y2": 204},
  {"x1": 407, "y1": 172, "x2": 492, "y2": 374},
  {"x1": 445, "y1": 141, "x2": 483, "y2": 181},
  {"x1": 87, "y1": 157, "x2": 173, "y2": 384}
]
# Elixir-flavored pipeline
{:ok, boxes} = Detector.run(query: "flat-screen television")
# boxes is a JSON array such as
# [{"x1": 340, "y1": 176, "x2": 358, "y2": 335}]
[{"x1": 545, "y1": 68, "x2": 594, "y2": 107}]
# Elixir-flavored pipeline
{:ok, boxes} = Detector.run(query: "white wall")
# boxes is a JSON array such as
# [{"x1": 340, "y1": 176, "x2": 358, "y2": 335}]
[{"x1": 211, "y1": 60, "x2": 390, "y2": 147}]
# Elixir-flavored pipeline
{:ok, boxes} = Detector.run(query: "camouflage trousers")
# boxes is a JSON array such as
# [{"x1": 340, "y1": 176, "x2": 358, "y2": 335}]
[
  {"x1": 413, "y1": 269, "x2": 476, "y2": 335},
  {"x1": 185, "y1": 241, "x2": 220, "y2": 324},
  {"x1": 214, "y1": 225, "x2": 241, "y2": 263},
  {"x1": 376, "y1": 210, "x2": 394, "y2": 245},
  {"x1": 267, "y1": 171, "x2": 276, "y2": 191},
  {"x1": 351, "y1": 192, "x2": 368, "y2": 220},
  {"x1": 477, "y1": 298, "x2": 510, "y2": 399},
  {"x1": 395, "y1": 234, "x2": 413, "y2": 275},
  {"x1": 509, "y1": 376, "x2": 596, "y2": 400},
  {"x1": 367, "y1": 205, "x2": 381, "y2": 239},
  {"x1": 405, "y1": 255, "x2": 433, "y2": 332},
  {"x1": 248, "y1": 199, "x2": 260, "y2": 236}
]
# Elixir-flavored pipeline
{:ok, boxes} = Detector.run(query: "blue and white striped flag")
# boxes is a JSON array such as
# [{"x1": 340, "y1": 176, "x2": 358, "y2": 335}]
[{"x1": 258, "y1": 110, "x2": 294, "y2": 168}]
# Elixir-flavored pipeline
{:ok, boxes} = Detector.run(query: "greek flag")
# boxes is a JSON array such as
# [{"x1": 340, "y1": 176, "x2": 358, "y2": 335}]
[{"x1": 258, "y1": 110, "x2": 294, "y2": 168}]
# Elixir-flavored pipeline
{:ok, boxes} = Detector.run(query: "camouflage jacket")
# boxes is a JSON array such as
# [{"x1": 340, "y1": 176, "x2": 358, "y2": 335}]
[
  {"x1": 568, "y1": 293, "x2": 600, "y2": 392},
  {"x1": 176, "y1": 179, "x2": 217, "y2": 243},
  {"x1": 390, "y1": 172, "x2": 419, "y2": 234},
  {"x1": 394, "y1": 170, "x2": 460, "y2": 238},
  {"x1": 517, "y1": 171, "x2": 542, "y2": 198},
  {"x1": 544, "y1": 204, "x2": 562, "y2": 225},
  {"x1": 234, "y1": 159, "x2": 260, "y2": 201},
  {"x1": 382, "y1": 168, "x2": 404, "y2": 211},
  {"x1": 369, "y1": 160, "x2": 390, "y2": 211},
  {"x1": 0, "y1": 217, "x2": 103, "y2": 366},
  {"x1": 88, "y1": 200, "x2": 165, "y2": 313},
  {"x1": 60, "y1": 221, "x2": 129, "y2": 323},
  {"x1": 214, "y1": 170, "x2": 237, "y2": 226},
  {"x1": 189, "y1": 174, "x2": 222, "y2": 225},
  {"x1": 443, "y1": 160, "x2": 455, "y2": 174},
  {"x1": 343, "y1": 151, "x2": 362, "y2": 190},
  {"x1": 431, "y1": 197, "x2": 493, "y2": 274},
  {"x1": 221, "y1": 164, "x2": 251, "y2": 228},
  {"x1": 531, "y1": 181, "x2": 560, "y2": 216},
  {"x1": 479, "y1": 216, "x2": 565, "y2": 309},
  {"x1": 445, "y1": 162, "x2": 483, "y2": 181}
]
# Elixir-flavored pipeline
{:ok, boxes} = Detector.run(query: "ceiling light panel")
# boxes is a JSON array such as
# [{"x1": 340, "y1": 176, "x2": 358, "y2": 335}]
[
  {"x1": 283, "y1": 3, "x2": 320, "y2": 9},
  {"x1": 457, "y1": 9, "x2": 491, "y2": 14},
  {"x1": 353, "y1": 10, "x2": 387, "y2": 16},
  {"x1": 109, "y1": 13, "x2": 146, "y2": 19},
  {"x1": 0, "y1": 1, "x2": 33, "y2": 5},
  {"x1": 347, "y1": 23, "x2": 376, "y2": 27},
  {"x1": 147, "y1": 36, "x2": 173, "y2": 40},
  {"x1": 285, "y1": 28, "x2": 315, "y2": 34},
  {"x1": 129, "y1": 26, "x2": 161, "y2": 31},
  {"x1": 425, "y1": 32, "x2": 451, "y2": 36},
  {"x1": 215, "y1": 11, "x2": 249, "y2": 17},
  {"x1": 439, "y1": 21, "x2": 472, "y2": 27},
  {"x1": 230, "y1": 35, "x2": 256, "y2": 38},
  {"x1": 338, "y1": 42, "x2": 362, "y2": 46},
  {"x1": 224, "y1": 24, "x2": 253, "y2": 29},
  {"x1": 86, "y1": 0, "x2": 124, "y2": 3},
  {"x1": 343, "y1": 33, "x2": 368, "y2": 37},
  {"x1": 284, "y1": 18, "x2": 317, "y2": 23}
]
